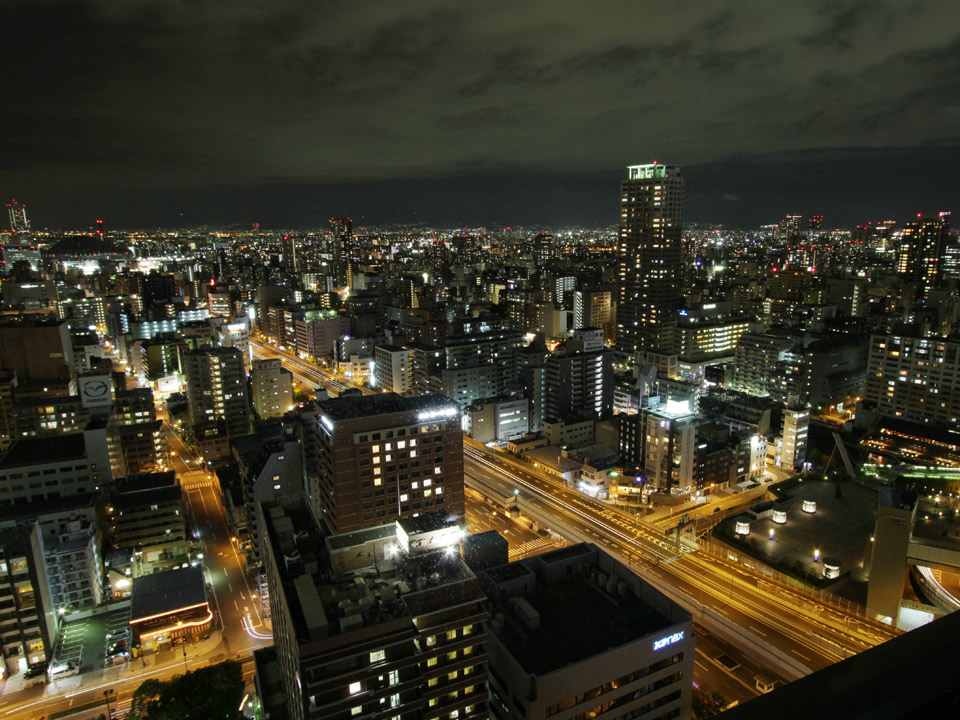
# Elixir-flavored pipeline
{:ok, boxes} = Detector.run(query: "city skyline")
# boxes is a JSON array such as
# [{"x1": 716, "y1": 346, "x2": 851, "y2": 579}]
[{"x1": 3, "y1": 1, "x2": 959, "y2": 228}]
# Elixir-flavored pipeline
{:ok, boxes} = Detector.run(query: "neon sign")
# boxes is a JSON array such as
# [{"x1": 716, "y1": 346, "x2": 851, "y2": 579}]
[{"x1": 653, "y1": 631, "x2": 684, "y2": 651}]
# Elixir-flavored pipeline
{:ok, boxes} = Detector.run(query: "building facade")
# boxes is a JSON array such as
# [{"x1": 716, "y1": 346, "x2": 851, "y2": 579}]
[
  {"x1": 616, "y1": 164, "x2": 684, "y2": 355},
  {"x1": 310, "y1": 394, "x2": 465, "y2": 535}
]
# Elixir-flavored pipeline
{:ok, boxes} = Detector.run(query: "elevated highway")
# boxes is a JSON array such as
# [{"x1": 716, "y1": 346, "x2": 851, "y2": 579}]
[{"x1": 465, "y1": 440, "x2": 899, "y2": 680}]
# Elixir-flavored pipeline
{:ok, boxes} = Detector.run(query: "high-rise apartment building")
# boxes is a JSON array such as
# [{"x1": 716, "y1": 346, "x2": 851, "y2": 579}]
[
  {"x1": 573, "y1": 289, "x2": 613, "y2": 334},
  {"x1": 309, "y1": 394, "x2": 464, "y2": 535},
  {"x1": 0, "y1": 521, "x2": 56, "y2": 676},
  {"x1": 182, "y1": 346, "x2": 251, "y2": 437},
  {"x1": 260, "y1": 498, "x2": 488, "y2": 720},
  {"x1": 897, "y1": 214, "x2": 949, "y2": 303},
  {"x1": 616, "y1": 164, "x2": 684, "y2": 355},
  {"x1": 864, "y1": 332, "x2": 960, "y2": 425},
  {"x1": 330, "y1": 217, "x2": 353, "y2": 286},
  {"x1": 374, "y1": 345, "x2": 414, "y2": 394},
  {"x1": 252, "y1": 358, "x2": 293, "y2": 419},
  {"x1": 544, "y1": 329, "x2": 614, "y2": 421}
]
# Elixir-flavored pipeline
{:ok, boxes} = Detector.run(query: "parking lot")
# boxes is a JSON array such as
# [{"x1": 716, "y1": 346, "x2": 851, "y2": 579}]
[{"x1": 54, "y1": 605, "x2": 131, "y2": 674}]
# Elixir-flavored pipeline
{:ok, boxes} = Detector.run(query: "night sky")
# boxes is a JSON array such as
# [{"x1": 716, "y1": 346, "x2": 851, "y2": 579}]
[{"x1": 3, "y1": 1, "x2": 959, "y2": 230}]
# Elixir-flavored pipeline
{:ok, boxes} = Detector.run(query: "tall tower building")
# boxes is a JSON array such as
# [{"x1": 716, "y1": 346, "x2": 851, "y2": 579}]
[
  {"x1": 616, "y1": 163, "x2": 684, "y2": 356},
  {"x1": 897, "y1": 214, "x2": 949, "y2": 303},
  {"x1": 330, "y1": 217, "x2": 353, "y2": 286},
  {"x1": 6, "y1": 200, "x2": 30, "y2": 234}
]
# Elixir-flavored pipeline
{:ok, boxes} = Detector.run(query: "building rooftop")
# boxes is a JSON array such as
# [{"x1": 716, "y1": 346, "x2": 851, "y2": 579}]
[
  {"x1": 116, "y1": 471, "x2": 177, "y2": 495},
  {"x1": 318, "y1": 392, "x2": 458, "y2": 422},
  {"x1": 484, "y1": 544, "x2": 677, "y2": 676},
  {"x1": 0, "y1": 492, "x2": 97, "y2": 522},
  {"x1": 263, "y1": 497, "x2": 476, "y2": 645},
  {"x1": 130, "y1": 566, "x2": 207, "y2": 622},
  {"x1": 0, "y1": 434, "x2": 86, "y2": 468}
]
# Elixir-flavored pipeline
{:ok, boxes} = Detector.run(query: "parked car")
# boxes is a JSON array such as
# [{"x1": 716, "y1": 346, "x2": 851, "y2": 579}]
[
  {"x1": 23, "y1": 664, "x2": 48, "y2": 688},
  {"x1": 48, "y1": 662, "x2": 79, "y2": 680},
  {"x1": 105, "y1": 652, "x2": 129, "y2": 666},
  {"x1": 106, "y1": 629, "x2": 130, "y2": 644}
]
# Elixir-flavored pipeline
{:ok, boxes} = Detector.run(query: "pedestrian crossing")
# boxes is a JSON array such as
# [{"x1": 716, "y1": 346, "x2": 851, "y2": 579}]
[
  {"x1": 186, "y1": 480, "x2": 217, "y2": 488},
  {"x1": 508, "y1": 536, "x2": 556, "y2": 560}
]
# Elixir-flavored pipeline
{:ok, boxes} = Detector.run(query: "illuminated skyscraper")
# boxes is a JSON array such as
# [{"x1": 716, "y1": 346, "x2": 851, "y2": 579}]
[
  {"x1": 329, "y1": 217, "x2": 353, "y2": 286},
  {"x1": 6, "y1": 200, "x2": 29, "y2": 234},
  {"x1": 616, "y1": 163, "x2": 684, "y2": 355},
  {"x1": 897, "y1": 213, "x2": 949, "y2": 303}
]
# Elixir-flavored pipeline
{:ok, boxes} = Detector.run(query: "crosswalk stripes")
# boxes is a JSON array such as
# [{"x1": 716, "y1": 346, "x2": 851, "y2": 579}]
[
  {"x1": 508, "y1": 536, "x2": 555, "y2": 559},
  {"x1": 185, "y1": 480, "x2": 217, "y2": 489}
]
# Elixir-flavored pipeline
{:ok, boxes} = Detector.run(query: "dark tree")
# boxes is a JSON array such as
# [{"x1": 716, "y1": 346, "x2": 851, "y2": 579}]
[
  {"x1": 129, "y1": 660, "x2": 245, "y2": 720},
  {"x1": 691, "y1": 687, "x2": 728, "y2": 719}
]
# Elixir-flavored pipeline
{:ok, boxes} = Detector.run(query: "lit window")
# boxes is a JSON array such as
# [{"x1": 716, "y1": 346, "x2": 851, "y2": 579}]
[
  {"x1": 446, "y1": 630, "x2": 457, "y2": 640},
  {"x1": 447, "y1": 651, "x2": 457, "y2": 661},
  {"x1": 426, "y1": 635, "x2": 436, "y2": 646},
  {"x1": 349, "y1": 681, "x2": 362, "y2": 695},
  {"x1": 352, "y1": 707, "x2": 362, "y2": 716},
  {"x1": 427, "y1": 657, "x2": 438, "y2": 667},
  {"x1": 448, "y1": 671, "x2": 458, "y2": 681},
  {"x1": 370, "y1": 650, "x2": 385, "y2": 663}
]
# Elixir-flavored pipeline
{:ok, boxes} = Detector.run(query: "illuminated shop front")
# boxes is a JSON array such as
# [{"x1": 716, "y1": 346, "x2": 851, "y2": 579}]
[{"x1": 129, "y1": 566, "x2": 211, "y2": 650}]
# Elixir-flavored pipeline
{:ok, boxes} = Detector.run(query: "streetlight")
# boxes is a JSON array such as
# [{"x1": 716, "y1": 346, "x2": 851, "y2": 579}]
[{"x1": 103, "y1": 689, "x2": 115, "y2": 720}]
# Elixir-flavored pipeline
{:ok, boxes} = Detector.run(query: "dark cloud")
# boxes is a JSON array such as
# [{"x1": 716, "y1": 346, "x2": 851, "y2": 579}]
[{"x1": 2, "y1": 0, "x2": 959, "y2": 228}]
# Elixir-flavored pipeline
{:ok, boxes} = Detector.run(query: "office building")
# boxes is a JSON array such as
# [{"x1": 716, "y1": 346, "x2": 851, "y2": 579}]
[
  {"x1": 1, "y1": 244, "x2": 41, "y2": 273},
  {"x1": 463, "y1": 396, "x2": 530, "y2": 444},
  {"x1": 309, "y1": 393, "x2": 464, "y2": 535},
  {"x1": 481, "y1": 543, "x2": 693, "y2": 720},
  {"x1": 616, "y1": 163, "x2": 684, "y2": 355},
  {"x1": 0, "y1": 432, "x2": 114, "y2": 507},
  {"x1": 260, "y1": 499, "x2": 488, "y2": 720},
  {"x1": 183, "y1": 346, "x2": 251, "y2": 438},
  {"x1": 0, "y1": 320, "x2": 73, "y2": 383},
  {"x1": 864, "y1": 332, "x2": 960, "y2": 425},
  {"x1": 111, "y1": 472, "x2": 189, "y2": 576},
  {"x1": 252, "y1": 358, "x2": 294, "y2": 420}
]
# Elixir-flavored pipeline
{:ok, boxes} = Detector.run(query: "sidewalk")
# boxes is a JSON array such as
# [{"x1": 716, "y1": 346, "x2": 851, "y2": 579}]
[{"x1": 0, "y1": 630, "x2": 228, "y2": 701}]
